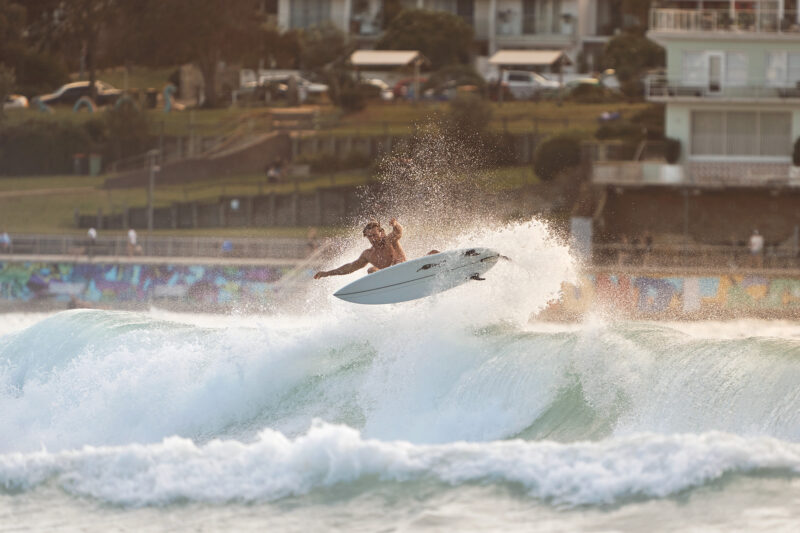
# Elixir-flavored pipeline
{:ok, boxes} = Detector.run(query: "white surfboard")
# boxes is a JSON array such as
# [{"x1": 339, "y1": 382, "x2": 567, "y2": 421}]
[{"x1": 333, "y1": 247, "x2": 502, "y2": 305}]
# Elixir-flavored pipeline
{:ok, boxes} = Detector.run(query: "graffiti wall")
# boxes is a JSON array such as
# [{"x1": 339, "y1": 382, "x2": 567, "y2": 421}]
[
  {"x1": 0, "y1": 260, "x2": 297, "y2": 309},
  {"x1": 551, "y1": 272, "x2": 800, "y2": 318}
]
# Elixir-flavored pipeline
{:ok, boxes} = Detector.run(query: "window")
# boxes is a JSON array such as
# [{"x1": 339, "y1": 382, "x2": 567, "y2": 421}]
[
  {"x1": 508, "y1": 72, "x2": 531, "y2": 82},
  {"x1": 691, "y1": 110, "x2": 791, "y2": 158},
  {"x1": 290, "y1": 0, "x2": 331, "y2": 29},
  {"x1": 683, "y1": 51, "x2": 706, "y2": 85},
  {"x1": 761, "y1": 112, "x2": 792, "y2": 156},
  {"x1": 725, "y1": 53, "x2": 747, "y2": 86},
  {"x1": 766, "y1": 51, "x2": 800, "y2": 86},
  {"x1": 766, "y1": 51, "x2": 788, "y2": 85},
  {"x1": 692, "y1": 111, "x2": 724, "y2": 155},
  {"x1": 726, "y1": 112, "x2": 758, "y2": 155}
]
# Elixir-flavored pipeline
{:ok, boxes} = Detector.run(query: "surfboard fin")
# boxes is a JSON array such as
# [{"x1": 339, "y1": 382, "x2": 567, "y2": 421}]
[
  {"x1": 470, "y1": 274, "x2": 486, "y2": 281},
  {"x1": 417, "y1": 262, "x2": 442, "y2": 272}
]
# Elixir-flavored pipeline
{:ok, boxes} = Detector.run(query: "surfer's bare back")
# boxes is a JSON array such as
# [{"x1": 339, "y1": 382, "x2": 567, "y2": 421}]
[{"x1": 314, "y1": 219, "x2": 408, "y2": 279}]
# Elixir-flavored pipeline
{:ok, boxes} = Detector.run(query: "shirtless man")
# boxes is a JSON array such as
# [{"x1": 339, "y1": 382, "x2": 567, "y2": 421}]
[{"x1": 314, "y1": 218, "x2": 410, "y2": 279}]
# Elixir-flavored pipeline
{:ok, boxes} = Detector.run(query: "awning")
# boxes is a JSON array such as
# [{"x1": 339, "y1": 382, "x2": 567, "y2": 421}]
[
  {"x1": 488, "y1": 49, "x2": 572, "y2": 67},
  {"x1": 349, "y1": 50, "x2": 424, "y2": 67}
]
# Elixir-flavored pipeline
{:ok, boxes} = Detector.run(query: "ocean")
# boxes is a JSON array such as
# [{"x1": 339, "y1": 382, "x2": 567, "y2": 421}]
[{"x1": 1, "y1": 221, "x2": 799, "y2": 531}]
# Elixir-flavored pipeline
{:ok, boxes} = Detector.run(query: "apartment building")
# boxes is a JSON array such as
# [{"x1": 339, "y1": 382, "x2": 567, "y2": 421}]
[
  {"x1": 269, "y1": 0, "x2": 621, "y2": 71},
  {"x1": 646, "y1": 0, "x2": 800, "y2": 186}
]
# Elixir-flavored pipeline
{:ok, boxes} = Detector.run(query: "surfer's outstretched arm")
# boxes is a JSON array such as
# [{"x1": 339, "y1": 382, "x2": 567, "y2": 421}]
[
  {"x1": 387, "y1": 218, "x2": 402, "y2": 242},
  {"x1": 314, "y1": 253, "x2": 369, "y2": 279}
]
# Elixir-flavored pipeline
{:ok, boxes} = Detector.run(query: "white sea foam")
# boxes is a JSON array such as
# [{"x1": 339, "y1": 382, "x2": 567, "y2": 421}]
[{"x1": 1, "y1": 422, "x2": 799, "y2": 507}]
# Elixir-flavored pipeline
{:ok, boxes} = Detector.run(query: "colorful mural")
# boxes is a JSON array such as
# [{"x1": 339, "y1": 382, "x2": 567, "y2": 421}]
[
  {"x1": 552, "y1": 272, "x2": 800, "y2": 318},
  {"x1": 0, "y1": 261, "x2": 295, "y2": 308}
]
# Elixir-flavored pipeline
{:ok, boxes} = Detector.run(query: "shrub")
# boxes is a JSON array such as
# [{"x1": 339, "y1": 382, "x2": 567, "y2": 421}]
[
  {"x1": 664, "y1": 138, "x2": 681, "y2": 164},
  {"x1": 446, "y1": 93, "x2": 492, "y2": 135},
  {"x1": 424, "y1": 64, "x2": 487, "y2": 94},
  {"x1": 629, "y1": 104, "x2": 665, "y2": 139},
  {"x1": 568, "y1": 84, "x2": 611, "y2": 104},
  {"x1": 793, "y1": 138, "x2": 800, "y2": 166},
  {"x1": 338, "y1": 85, "x2": 368, "y2": 113},
  {"x1": 533, "y1": 134, "x2": 583, "y2": 181},
  {"x1": 595, "y1": 121, "x2": 644, "y2": 142},
  {"x1": 0, "y1": 120, "x2": 92, "y2": 175}
]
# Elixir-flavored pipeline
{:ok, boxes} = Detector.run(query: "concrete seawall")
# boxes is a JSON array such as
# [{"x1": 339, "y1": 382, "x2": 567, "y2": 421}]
[
  {"x1": 543, "y1": 267, "x2": 800, "y2": 320},
  {"x1": 0, "y1": 256, "x2": 308, "y2": 312}
]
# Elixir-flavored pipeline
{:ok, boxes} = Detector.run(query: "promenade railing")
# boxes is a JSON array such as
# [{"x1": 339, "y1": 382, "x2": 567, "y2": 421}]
[
  {"x1": 593, "y1": 242, "x2": 800, "y2": 270},
  {"x1": 0, "y1": 234, "x2": 312, "y2": 260}
]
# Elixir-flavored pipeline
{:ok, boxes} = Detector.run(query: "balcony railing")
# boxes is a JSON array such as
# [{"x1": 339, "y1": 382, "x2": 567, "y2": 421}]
[
  {"x1": 646, "y1": 75, "x2": 800, "y2": 101},
  {"x1": 650, "y1": 8, "x2": 800, "y2": 34},
  {"x1": 593, "y1": 242, "x2": 800, "y2": 270},
  {"x1": 593, "y1": 160, "x2": 797, "y2": 187}
]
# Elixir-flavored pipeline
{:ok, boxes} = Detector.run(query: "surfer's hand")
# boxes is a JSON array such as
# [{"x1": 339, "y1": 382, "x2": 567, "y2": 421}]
[
  {"x1": 389, "y1": 218, "x2": 398, "y2": 226},
  {"x1": 314, "y1": 271, "x2": 327, "y2": 279}
]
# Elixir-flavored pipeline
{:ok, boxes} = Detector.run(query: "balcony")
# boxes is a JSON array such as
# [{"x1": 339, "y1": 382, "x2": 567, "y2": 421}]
[
  {"x1": 650, "y1": 8, "x2": 800, "y2": 35},
  {"x1": 646, "y1": 75, "x2": 800, "y2": 102},
  {"x1": 593, "y1": 160, "x2": 798, "y2": 188}
]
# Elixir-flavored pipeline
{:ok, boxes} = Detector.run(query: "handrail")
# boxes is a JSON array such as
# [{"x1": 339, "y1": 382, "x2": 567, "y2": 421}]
[
  {"x1": 0, "y1": 234, "x2": 313, "y2": 260},
  {"x1": 650, "y1": 8, "x2": 800, "y2": 34}
]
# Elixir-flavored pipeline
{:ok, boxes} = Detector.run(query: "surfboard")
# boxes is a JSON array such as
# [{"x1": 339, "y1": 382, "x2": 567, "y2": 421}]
[{"x1": 333, "y1": 247, "x2": 502, "y2": 305}]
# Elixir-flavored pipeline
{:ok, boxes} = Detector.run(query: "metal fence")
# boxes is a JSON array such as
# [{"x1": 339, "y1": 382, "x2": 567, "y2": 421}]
[
  {"x1": 593, "y1": 243, "x2": 800, "y2": 270},
  {"x1": 0, "y1": 234, "x2": 312, "y2": 260}
]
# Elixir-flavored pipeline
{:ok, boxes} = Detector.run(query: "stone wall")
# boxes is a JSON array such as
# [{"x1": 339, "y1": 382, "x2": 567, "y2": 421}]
[
  {"x1": 545, "y1": 269, "x2": 800, "y2": 320},
  {"x1": 0, "y1": 259, "x2": 303, "y2": 311}
]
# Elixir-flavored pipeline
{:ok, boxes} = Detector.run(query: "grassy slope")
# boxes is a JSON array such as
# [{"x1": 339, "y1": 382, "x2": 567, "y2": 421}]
[
  {"x1": 0, "y1": 96, "x2": 638, "y2": 234},
  {"x1": 0, "y1": 165, "x2": 538, "y2": 234}
]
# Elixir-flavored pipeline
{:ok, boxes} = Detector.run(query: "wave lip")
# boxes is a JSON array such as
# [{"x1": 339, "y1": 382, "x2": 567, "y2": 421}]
[{"x1": 1, "y1": 422, "x2": 799, "y2": 508}]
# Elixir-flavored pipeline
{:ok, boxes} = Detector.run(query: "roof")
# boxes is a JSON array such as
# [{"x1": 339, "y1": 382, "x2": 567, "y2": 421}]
[
  {"x1": 349, "y1": 50, "x2": 424, "y2": 67},
  {"x1": 488, "y1": 50, "x2": 571, "y2": 67}
]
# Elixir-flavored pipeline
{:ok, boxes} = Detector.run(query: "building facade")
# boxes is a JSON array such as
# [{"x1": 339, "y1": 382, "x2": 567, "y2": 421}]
[
  {"x1": 269, "y1": 0, "x2": 621, "y2": 71},
  {"x1": 646, "y1": 0, "x2": 800, "y2": 186}
]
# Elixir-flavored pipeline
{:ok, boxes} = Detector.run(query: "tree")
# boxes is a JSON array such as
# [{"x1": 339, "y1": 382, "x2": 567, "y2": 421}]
[
  {"x1": 376, "y1": 9, "x2": 473, "y2": 69},
  {"x1": 58, "y1": 0, "x2": 119, "y2": 100},
  {"x1": 0, "y1": 0, "x2": 68, "y2": 96},
  {"x1": 0, "y1": 63, "x2": 15, "y2": 121},
  {"x1": 602, "y1": 31, "x2": 664, "y2": 97},
  {"x1": 299, "y1": 23, "x2": 355, "y2": 107},
  {"x1": 118, "y1": 0, "x2": 260, "y2": 107}
]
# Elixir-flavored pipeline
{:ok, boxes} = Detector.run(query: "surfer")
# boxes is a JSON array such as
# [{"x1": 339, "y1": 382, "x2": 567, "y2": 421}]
[{"x1": 315, "y1": 218, "x2": 435, "y2": 278}]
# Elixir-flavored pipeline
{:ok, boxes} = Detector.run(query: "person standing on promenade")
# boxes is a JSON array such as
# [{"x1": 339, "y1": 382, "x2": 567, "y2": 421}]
[
  {"x1": 749, "y1": 229, "x2": 764, "y2": 268},
  {"x1": 0, "y1": 230, "x2": 11, "y2": 254},
  {"x1": 127, "y1": 228, "x2": 138, "y2": 256},
  {"x1": 87, "y1": 227, "x2": 97, "y2": 258}
]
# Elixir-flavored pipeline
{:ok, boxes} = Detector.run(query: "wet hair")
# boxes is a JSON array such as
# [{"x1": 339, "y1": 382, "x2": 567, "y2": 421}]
[{"x1": 363, "y1": 220, "x2": 382, "y2": 236}]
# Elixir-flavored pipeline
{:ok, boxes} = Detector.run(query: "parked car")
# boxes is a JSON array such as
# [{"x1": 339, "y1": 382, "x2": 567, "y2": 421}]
[
  {"x1": 499, "y1": 70, "x2": 560, "y2": 100},
  {"x1": 34, "y1": 80, "x2": 122, "y2": 107},
  {"x1": 565, "y1": 69, "x2": 620, "y2": 92},
  {"x1": 3, "y1": 94, "x2": 28, "y2": 109}
]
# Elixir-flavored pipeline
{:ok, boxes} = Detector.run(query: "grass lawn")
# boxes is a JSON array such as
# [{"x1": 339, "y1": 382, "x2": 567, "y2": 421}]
[
  {"x1": 0, "y1": 171, "x2": 376, "y2": 234},
  {"x1": 5, "y1": 97, "x2": 649, "y2": 140},
  {"x1": 318, "y1": 100, "x2": 650, "y2": 137}
]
